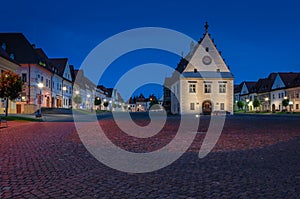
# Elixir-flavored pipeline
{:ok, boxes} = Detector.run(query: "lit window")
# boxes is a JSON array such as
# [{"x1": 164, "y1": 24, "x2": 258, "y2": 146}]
[
  {"x1": 296, "y1": 104, "x2": 299, "y2": 110},
  {"x1": 190, "y1": 103, "x2": 195, "y2": 110},
  {"x1": 219, "y1": 84, "x2": 226, "y2": 93},
  {"x1": 204, "y1": 84, "x2": 211, "y2": 93},
  {"x1": 189, "y1": 84, "x2": 196, "y2": 93}
]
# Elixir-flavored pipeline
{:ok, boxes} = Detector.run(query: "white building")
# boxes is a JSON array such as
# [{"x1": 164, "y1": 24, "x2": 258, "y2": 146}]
[{"x1": 166, "y1": 22, "x2": 234, "y2": 115}]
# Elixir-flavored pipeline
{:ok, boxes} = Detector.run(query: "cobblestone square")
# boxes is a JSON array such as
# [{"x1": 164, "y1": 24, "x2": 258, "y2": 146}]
[{"x1": 0, "y1": 114, "x2": 299, "y2": 198}]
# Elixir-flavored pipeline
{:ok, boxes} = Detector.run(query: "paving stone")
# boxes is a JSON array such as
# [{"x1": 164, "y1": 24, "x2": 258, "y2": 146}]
[{"x1": 0, "y1": 115, "x2": 299, "y2": 198}]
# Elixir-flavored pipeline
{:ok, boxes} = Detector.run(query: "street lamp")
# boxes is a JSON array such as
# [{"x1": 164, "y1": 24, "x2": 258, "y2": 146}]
[
  {"x1": 265, "y1": 97, "x2": 269, "y2": 112},
  {"x1": 62, "y1": 86, "x2": 67, "y2": 108},
  {"x1": 245, "y1": 98, "x2": 249, "y2": 112},
  {"x1": 37, "y1": 82, "x2": 44, "y2": 117}
]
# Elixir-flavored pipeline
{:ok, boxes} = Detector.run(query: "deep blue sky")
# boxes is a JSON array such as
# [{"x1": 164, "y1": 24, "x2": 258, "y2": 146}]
[{"x1": 1, "y1": 0, "x2": 300, "y2": 98}]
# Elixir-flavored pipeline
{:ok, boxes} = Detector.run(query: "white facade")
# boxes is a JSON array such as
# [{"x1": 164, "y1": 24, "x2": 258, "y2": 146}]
[{"x1": 169, "y1": 25, "x2": 234, "y2": 115}]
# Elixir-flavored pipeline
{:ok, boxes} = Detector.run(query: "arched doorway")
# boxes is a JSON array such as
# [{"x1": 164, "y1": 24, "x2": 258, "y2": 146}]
[
  {"x1": 202, "y1": 100, "x2": 212, "y2": 115},
  {"x1": 272, "y1": 104, "x2": 275, "y2": 113}
]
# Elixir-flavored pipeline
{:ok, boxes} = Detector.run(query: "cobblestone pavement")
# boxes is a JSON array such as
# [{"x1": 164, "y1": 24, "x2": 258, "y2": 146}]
[{"x1": 0, "y1": 114, "x2": 299, "y2": 198}]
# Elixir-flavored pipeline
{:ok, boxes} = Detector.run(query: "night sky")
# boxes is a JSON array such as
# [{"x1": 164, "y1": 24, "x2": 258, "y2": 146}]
[{"x1": 1, "y1": 0, "x2": 300, "y2": 98}]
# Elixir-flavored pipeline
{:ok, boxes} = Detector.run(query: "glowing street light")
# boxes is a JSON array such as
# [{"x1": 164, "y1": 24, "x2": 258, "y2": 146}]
[
  {"x1": 37, "y1": 82, "x2": 44, "y2": 89},
  {"x1": 265, "y1": 97, "x2": 269, "y2": 112},
  {"x1": 36, "y1": 82, "x2": 43, "y2": 117}
]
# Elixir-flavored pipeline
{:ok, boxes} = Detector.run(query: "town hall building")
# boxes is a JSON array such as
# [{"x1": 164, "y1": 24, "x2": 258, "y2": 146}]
[{"x1": 164, "y1": 23, "x2": 234, "y2": 115}]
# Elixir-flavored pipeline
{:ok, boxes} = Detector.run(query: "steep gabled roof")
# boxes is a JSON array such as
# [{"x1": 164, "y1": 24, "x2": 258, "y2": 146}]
[
  {"x1": 291, "y1": 73, "x2": 300, "y2": 87},
  {"x1": 74, "y1": 69, "x2": 96, "y2": 91},
  {"x1": 0, "y1": 33, "x2": 41, "y2": 64},
  {"x1": 234, "y1": 84, "x2": 242, "y2": 93},
  {"x1": 235, "y1": 81, "x2": 257, "y2": 94},
  {"x1": 34, "y1": 48, "x2": 55, "y2": 72},
  {"x1": 0, "y1": 46, "x2": 19, "y2": 65},
  {"x1": 278, "y1": 72, "x2": 300, "y2": 88},
  {"x1": 69, "y1": 65, "x2": 75, "y2": 82},
  {"x1": 254, "y1": 73, "x2": 277, "y2": 93},
  {"x1": 173, "y1": 22, "x2": 233, "y2": 81},
  {"x1": 245, "y1": 82, "x2": 256, "y2": 89},
  {"x1": 49, "y1": 58, "x2": 68, "y2": 76}
]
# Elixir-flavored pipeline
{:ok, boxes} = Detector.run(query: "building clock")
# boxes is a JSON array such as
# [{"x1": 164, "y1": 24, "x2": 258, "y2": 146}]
[{"x1": 202, "y1": 55, "x2": 212, "y2": 65}]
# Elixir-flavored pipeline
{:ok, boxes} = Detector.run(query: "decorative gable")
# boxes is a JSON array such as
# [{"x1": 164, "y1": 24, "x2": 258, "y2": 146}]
[
  {"x1": 184, "y1": 33, "x2": 230, "y2": 73},
  {"x1": 271, "y1": 74, "x2": 285, "y2": 90},
  {"x1": 240, "y1": 83, "x2": 249, "y2": 95},
  {"x1": 63, "y1": 62, "x2": 72, "y2": 82}
]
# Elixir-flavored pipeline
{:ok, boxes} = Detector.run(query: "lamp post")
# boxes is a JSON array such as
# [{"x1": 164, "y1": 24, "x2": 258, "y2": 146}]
[
  {"x1": 87, "y1": 94, "x2": 91, "y2": 110},
  {"x1": 264, "y1": 97, "x2": 269, "y2": 112},
  {"x1": 62, "y1": 86, "x2": 67, "y2": 108},
  {"x1": 37, "y1": 82, "x2": 44, "y2": 117},
  {"x1": 245, "y1": 98, "x2": 249, "y2": 112}
]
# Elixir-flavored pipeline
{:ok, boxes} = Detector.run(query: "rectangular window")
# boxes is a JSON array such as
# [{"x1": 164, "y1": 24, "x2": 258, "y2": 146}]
[
  {"x1": 297, "y1": 93, "x2": 299, "y2": 98},
  {"x1": 41, "y1": 76, "x2": 43, "y2": 82},
  {"x1": 21, "y1": 73, "x2": 27, "y2": 82},
  {"x1": 204, "y1": 84, "x2": 211, "y2": 93},
  {"x1": 57, "y1": 83, "x2": 59, "y2": 90},
  {"x1": 296, "y1": 104, "x2": 299, "y2": 110},
  {"x1": 278, "y1": 93, "x2": 281, "y2": 99},
  {"x1": 273, "y1": 94, "x2": 275, "y2": 99},
  {"x1": 220, "y1": 103, "x2": 225, "y2": 110},
  {"x1": 219, "y1": 84, "x2": 226, "y2": 93},
  {"x1": 190, "y1": 103, "x2": 195, "y2": 110},
  {"x1": 46, "y1": 79, "x2": 49, "y2": 87},
  {"x1": 189, "y1": 84, "x2": 196, "y2": 93}
]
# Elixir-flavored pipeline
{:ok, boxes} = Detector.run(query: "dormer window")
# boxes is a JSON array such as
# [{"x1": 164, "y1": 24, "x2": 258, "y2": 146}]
[
  {"x1": 194, "y1": 68, "x2": 197, "y2": 73},
  {"x1": 1, "y1": 43, "x2": 6, "y2": 50},
  {"x1": 10, "y1": 53, "x2": 14, "y2": 60}
]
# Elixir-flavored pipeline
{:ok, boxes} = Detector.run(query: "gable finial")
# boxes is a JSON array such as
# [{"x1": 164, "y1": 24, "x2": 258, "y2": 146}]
[{"x1": 205, "y1": 21, "x2": 209, "y2": 33}]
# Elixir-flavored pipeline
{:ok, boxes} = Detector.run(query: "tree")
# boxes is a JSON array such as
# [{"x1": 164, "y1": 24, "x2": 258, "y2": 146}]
[
  {"x1": 103, "y1": 101, "x2": 109, "y2": 110},
  {"x1": 0, "y1": 71, "x2": 23, "y2": 117},
  {"x1": 282, "y1": 99, "x2": 289, "y2": 110},
  {"x1": 237, "y1": 101, "x2": 244, "y2": 110},
  {"x1": 73, "y1": 94, "x2": 82, "y2": 109},
  {"x1": 253, "y1": 98, "x2": 260, "y2": 111}
]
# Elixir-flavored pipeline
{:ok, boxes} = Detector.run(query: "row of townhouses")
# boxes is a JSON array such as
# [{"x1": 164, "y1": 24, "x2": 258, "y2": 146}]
[
  {"x1": 128, "y1": 94, "x2": 163, "y2": 112},
  {"x1": 0, "y1": 33, "x2": 122, "y2": 114},
  {"x1": 234, "y1": 72, "x2": 300, "y2": 112}
]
